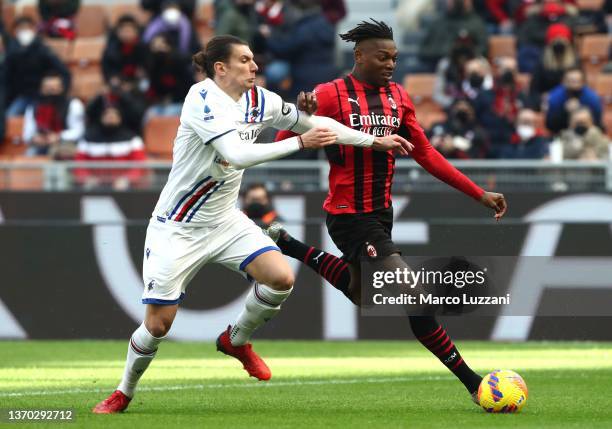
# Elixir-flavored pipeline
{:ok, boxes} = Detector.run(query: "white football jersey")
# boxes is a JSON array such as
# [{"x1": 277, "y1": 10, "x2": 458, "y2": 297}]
[{"x1": 152, "y1": 78, "x2": 299, "y2": 226}]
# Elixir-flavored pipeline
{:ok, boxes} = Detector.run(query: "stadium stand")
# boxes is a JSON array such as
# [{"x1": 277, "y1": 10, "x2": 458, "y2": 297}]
[
  {"x1": 579, "y1": 34, "x2": 612, "y2": 82},
  {"x1": 70, "y1": 36, "x2": 105, "y2": 71},
  {"x1": 488, "y1": 35, "x2": 517, "y2": 63},
  {"x1": 44, "y1": 38, "x2": 73, "y2": 63},
  {"x1": 74, "y1": 5, "x2": 107, "y2": 38},
  {"x1": 144, "y1": 116, "x2": 180, "y2": 159}
]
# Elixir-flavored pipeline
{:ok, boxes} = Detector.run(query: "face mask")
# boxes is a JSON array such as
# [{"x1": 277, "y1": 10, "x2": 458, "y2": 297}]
[
  {"x1": 574, "y1": 124, "x2": 588, "y2": 136},
  {"x1": 16, "y1": 29, "x2": 36, "y2": 47},
  {"x1": 552, "y1": 41, "x2": 566, "y2": 56},
  {"x1": 244, "y1": 202, "x2": 271, "y2": 219},
  {"x1": 517, "y1": 125, "x2": 535, "y2": 140},
  {"x1": 500, "y1": 70, "x2": 515, "y2": 86},
  {"x1": 468, "y1": 73, "x2": 484, "y2": 89},
  {"x1": 162, "y1": 8, "x2": 181, "y2": 25}
]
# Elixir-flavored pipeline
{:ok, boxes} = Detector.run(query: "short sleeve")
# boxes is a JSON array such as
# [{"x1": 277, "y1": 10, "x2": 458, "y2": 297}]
[
  {"x1": 261, "y1": 87, "x2": 300, "y2": 131},
  {"x1": 182, "y1": 86, "x2": 237, "y2": 145}
]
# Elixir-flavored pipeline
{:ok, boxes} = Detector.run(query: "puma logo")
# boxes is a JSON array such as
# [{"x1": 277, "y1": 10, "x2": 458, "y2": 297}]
[
  {"x1": 348, "y1": 96, "x2": 360, "y2": 106},
  {"x1": 312, "y1": 251, "x2": 325, "y2": 264}
]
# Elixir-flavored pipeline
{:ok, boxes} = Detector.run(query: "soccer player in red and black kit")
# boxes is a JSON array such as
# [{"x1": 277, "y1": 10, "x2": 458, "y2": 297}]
[{"x1": 267, "y1": 20, "x2": 507, "y2": 404}]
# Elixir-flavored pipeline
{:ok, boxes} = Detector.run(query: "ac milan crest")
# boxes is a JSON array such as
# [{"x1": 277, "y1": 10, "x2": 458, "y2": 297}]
[
  {"x1": 366, "y1": 243, "x2": 377, "y2": 258},
  {"x1": 388, "y1": 95, "x2": 397, "y2": 110}
]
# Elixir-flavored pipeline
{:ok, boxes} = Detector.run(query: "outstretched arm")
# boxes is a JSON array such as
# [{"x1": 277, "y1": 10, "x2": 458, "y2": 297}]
[
  {"x1": 292, "y1": 90, "x2": 413, "y2": 154},
  {"x1": 210, "y1": 128, "x2": 337, "y2": 170}
]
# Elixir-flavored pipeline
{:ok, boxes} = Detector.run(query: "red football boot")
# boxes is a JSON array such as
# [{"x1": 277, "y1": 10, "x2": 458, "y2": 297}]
[
  {"x1": 92, "y1": 390, "x2": 131, "y2": 414},
  {"x1": 216, "y1": 326, "x2": 271, "y2": 381}
]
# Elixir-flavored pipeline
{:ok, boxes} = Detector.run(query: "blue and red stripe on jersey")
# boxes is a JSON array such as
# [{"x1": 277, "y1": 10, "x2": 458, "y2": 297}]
[{"x1": 168, "y1": 177, "x2": 225, "y2": 222}]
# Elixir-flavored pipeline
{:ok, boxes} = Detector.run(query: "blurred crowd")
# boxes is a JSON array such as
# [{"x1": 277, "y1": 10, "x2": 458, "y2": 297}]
[
  {"x1": 403, "y1": 0, "x2": 612, "y2": 161},
  {"x1": 0, "y1": 0, "x2": 611, "y2": 189}
]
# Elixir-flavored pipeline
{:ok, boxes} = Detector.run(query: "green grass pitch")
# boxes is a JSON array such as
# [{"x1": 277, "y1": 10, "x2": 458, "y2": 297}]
[{"x1": 1, "y1": 341, "x2": 611, "y2": 428}]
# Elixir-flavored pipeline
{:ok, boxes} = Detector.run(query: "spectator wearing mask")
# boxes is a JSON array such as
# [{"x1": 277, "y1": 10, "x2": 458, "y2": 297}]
[
  {"x1": 461, "y1": 57, "x2": 494, "y2": 100},
  {"x1": 242, "y1": 183, "x2": 280, "y2": 227},
  {"x1": 433, "y1": 33, "x2": 478, "y2": 109},
  {"x1": 264, "y1": 0, "x2": 337, "y2": 99},
  {"x1": 428, "y1": 99, "x2": 490, "y2": 159},
  {"x1": 496, "y1": 108, "x2": 551, "y2": 159},
  {"x1": 5, "y1": 16, "x2": 71, "y2": 116},
  {"x1": 419, "y1": 0, "x2": 488, "y2": 71},
  {"x1": 143, "y1": 0, "x2": 200, "y2": 55},
  {"x1": 141, "y1": 0, "x2": 196, "y2": 19},
  {"x1": 555, "y1": 107, "x2": 610, "y2": 160},
  {"x1": 102, "y1": 15, "x2": 148, "y2": 84},
  {"x1": 529, "y1": 23, "x2": 579, "y2": 102},
  {"x1": 38, "y1": 0, "x2": 80, "y2": 40},
  {"x1": 517, "y1": 0, "x2": 578, "y2": 48},
  {"x1": 87, "y1": 75, "x2": 146, "y2": 136},
  {"x1": 143, "y1": 34, "x2": 193, "y2": 119},
  {"x1": 476, "y1": 56, "x2": 529, "y2": 145},
  {"x1": 546, "y1": 67, "x2": 601, "y2": 134},
  {"x1": 23, "y1": 71, "x2": 84, "y2": 157},
  {"x1": 75, "y1": 106, "x2": 147, "y2": 190}
]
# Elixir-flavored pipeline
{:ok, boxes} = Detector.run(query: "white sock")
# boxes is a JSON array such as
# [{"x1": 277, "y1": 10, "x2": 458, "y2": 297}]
[
  {"x1": 117, "y1": 322, "x2": 165, "y2": 398},
  {"x1": 230, "y1": 282, "x2": 292, "y2": 346}
]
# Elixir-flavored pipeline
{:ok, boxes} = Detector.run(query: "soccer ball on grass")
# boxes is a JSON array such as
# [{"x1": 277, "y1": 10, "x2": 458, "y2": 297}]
[{"x1": 477, "y1": 369, "x2": 528, "y2": 413}]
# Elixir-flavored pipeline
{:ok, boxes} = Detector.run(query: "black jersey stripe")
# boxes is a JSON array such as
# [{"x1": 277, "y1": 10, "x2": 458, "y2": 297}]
[
  {"x1": 344, "y1": 75, "x2": 364, "y2": 212},
  {"x1": 324, "y1": 81, "x2": 345, "y2": 166},
  {"x1": 366, "y1": 87, "x2": 387, "y2": 211}
]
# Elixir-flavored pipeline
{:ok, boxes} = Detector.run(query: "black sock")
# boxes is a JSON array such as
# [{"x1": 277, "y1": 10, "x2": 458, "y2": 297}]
[
  {"x1": 409, "y1": 316, "x2": 482, "y2": 394},
  {"x1": 276, "y1": 232, "x2": 351, "y2": 297}
]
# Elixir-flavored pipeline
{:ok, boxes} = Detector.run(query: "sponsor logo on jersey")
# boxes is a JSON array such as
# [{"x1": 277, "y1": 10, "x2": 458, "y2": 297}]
[
  {"x1": 349, "y1": 112, "x2": 400, "y2": 137},
  {"x1": 238, "y1": 128, "x2": 262, "y2": 141},
  {"x1": 281, "y1": 102, "x2": 292, "y2": 116},
  {"x1": 145, "y1": 247, "x2": 151, "y2": 259},
  {"x1": 199, "y1": 89, "x2": 208, "y2": 100},
  {"x1": 147, "y1": 280, "x2": 155, "y2": 291},
  {"x1": 348, "y1": 96, "x2": 360, "y2": 106}
]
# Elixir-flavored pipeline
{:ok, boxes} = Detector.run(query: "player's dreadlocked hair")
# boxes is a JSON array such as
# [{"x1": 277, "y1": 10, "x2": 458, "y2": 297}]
[{"x1": 339, "y1": 19, "x2": 394, "y2": 45}]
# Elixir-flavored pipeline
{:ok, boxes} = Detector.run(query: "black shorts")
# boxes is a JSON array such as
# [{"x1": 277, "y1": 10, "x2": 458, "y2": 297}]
[{"x1": 326, "y1": 207, "x2": 400, "y2": 263}]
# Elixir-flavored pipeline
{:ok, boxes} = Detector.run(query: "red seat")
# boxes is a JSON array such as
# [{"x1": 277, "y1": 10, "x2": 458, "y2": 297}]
[
  {"x1": 144, "y1": 116, "x2": 180, "y2": 159},
  {"x1": 75, "y1": 5, "x2": 108, "y2": 38}
]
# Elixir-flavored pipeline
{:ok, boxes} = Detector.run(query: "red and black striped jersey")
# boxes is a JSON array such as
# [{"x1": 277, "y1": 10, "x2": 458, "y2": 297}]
[{"x1": 314, "y1": 73, "x2": 484, "y2": 214}]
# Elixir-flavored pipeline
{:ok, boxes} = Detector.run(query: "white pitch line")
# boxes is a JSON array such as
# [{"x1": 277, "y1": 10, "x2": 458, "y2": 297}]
[{"x1": 0, "y1": 375, "x2": 452, "y2": 398}]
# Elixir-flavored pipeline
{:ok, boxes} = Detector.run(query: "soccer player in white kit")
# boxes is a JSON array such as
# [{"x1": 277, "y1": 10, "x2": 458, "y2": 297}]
[{"x1": 93, "y1": 35, "x2": 412, "y2": 414}]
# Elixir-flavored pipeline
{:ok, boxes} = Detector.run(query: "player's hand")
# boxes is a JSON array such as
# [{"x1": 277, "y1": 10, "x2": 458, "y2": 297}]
[
  {"x1": 300, "y1": 127, "x2": 337, "y2": 149},
  {"x1": 372, "y1": 134, "x2": 414, "y2": 155},
  {"x1": 297, "y1": 91, "x2": 318, "y2": 115},
  {"x1": 480, "y1": 191, "x2": 507, "y2": 221}
]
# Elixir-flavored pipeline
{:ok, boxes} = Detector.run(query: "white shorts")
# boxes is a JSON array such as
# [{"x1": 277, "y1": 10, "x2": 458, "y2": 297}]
[{"x1": 141, "y1": 209, "x2": 279, "y2": 305}]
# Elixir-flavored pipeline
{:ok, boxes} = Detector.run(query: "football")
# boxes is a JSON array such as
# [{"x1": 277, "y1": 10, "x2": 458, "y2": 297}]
[{"x1": 478, "y1": 370, "x2": 528, "y2": 413}]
